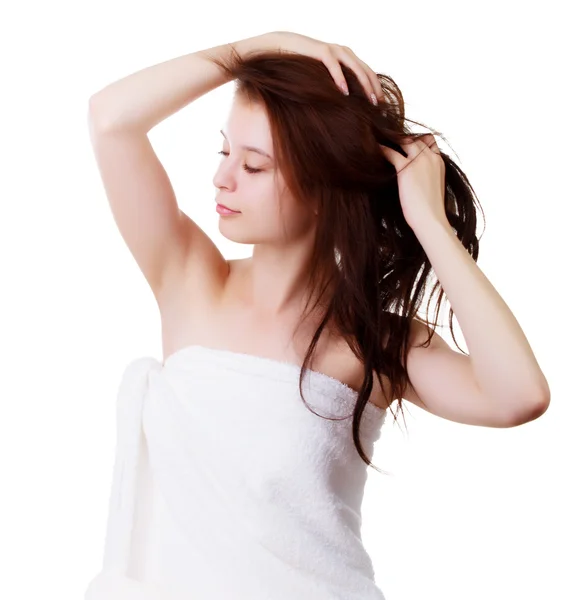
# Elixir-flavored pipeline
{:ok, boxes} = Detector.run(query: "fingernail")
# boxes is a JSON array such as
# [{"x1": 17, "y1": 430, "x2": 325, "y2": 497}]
[
  {"x1": 342, "y1": 83, "x2": 349, "y2": 95},
  {"x1": 371, "y1": 93, "x2": 378, "y2": 106}
]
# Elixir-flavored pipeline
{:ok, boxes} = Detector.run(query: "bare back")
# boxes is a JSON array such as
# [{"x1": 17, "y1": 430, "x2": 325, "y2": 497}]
[{"x1": 156, "y1": 256, "x2": 392, "y2": 411}]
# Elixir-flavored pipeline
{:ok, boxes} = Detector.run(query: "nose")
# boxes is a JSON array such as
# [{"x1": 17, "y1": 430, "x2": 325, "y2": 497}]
[{"x1": 212, "y1": 159, "x2": 238, "y2": 192}]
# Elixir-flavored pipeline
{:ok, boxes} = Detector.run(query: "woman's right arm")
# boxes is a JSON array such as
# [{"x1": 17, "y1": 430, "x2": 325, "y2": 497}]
[
  {"x1": 84, "y1": 32, "x2": 381, "y2": 308},
  {"x1": 88, "y1": 33, "x2": 269, "y2": 133},
  {"x1": 85, "y1": 36, "x2": 269, "y2": 305}
]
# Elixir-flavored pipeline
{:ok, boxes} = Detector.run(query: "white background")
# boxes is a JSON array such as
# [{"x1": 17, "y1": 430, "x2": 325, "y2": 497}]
[{"x1": 1, "y1": 1, "x2": 581, "y2": 598}]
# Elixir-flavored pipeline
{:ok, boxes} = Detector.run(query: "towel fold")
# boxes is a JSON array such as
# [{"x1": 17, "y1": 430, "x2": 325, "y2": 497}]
[{"x1": 85, "y1": 345, "x2": 387, "y2": 599}]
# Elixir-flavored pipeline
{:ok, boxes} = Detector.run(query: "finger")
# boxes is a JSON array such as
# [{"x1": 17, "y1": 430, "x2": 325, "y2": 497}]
[
  {"x1": 418, "y1": 133, "x2": 440, "y2": 154},
  {"x1": 334, "y1": 46, "x2": 378, "y2": 103},
  {"x1": 320, "y1": 48, "x2": 350, "y2": 94},
  {"x1": 401, "y1": 135, "x2": 439, "y2": 159},
  {"x1": 339, "y1": 47, "x2": 384, "y2": 103},
  {"x1": 395, "y1": 136, "x2": 419, "y2": 159},
  {"x1": 382, "y1": 138, "x2": 429, "y2": 168},
  {"x1": 352, "y1": 56, "x2": 385, "y2": 102},
  {"x1": 378, "y1": 143, "x2": 406, "y2": 172}
]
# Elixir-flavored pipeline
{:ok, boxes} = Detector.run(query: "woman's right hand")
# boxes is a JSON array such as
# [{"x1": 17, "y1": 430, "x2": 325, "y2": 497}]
[{"x1": 247, "y1": 31, "x2": 384, "y2": 106}]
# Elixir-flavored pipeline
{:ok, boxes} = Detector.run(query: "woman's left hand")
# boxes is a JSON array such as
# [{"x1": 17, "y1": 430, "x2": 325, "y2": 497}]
[{"x1": 378, "y1": 134, "x2": 448, "y2": 231}]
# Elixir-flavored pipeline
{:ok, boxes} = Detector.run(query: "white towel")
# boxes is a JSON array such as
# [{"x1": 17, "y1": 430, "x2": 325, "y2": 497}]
[{"x1": 84, "y1": 344, "x2": 387, "y2": 599}]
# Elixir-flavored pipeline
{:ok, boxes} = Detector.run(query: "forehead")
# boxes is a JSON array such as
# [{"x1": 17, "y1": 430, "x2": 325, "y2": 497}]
[{"x1": 223, "y1": 98, "x2": 272, "y2": 147}]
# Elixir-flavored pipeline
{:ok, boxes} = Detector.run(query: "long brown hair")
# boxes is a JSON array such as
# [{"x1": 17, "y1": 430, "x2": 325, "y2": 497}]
[{"x1": 204, "y1": 44, "x2": 484, "y2": 474}]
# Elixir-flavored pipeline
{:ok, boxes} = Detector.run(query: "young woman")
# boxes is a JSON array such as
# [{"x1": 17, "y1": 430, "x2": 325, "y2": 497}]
[{"x1": 85, "y1": 30, "x2": 550, "y2": 600}]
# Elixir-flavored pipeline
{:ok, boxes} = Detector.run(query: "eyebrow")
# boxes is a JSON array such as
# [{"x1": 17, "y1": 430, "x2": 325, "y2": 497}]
[{"x1": 220, "y1": 130, "x2": 272, "y2": 160}]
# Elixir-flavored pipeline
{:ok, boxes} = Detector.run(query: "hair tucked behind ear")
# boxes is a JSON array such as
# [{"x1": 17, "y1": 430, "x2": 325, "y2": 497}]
[{"x1": 204, "y1": 44, "x2": 485, "y2": 474}]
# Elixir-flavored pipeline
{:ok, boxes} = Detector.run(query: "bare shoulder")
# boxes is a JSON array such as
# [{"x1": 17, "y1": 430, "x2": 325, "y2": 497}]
[{"x1": 154, "y1": 227, "x2": 233, "y2": 320}]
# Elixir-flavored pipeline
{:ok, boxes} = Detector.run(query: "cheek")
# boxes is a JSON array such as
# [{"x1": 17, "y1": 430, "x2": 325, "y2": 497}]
[{"x1": 278, "y1": 201, "x2": 316, "y2": 236}]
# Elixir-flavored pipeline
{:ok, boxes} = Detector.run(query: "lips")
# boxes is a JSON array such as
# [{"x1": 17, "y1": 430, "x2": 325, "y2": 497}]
[{"x1": 217, "y1": 203, "x2": 240, "y2": 213}]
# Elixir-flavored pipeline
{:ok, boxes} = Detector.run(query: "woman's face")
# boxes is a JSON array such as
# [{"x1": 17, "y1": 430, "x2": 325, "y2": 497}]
[{"x1": 212, "y1": 96, "x2": 316, "y2": 246}]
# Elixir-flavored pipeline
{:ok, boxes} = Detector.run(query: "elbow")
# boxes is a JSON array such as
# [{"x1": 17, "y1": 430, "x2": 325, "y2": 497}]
[{"x1": 506, "y1": 390, "x2": 551, "y2": 427}]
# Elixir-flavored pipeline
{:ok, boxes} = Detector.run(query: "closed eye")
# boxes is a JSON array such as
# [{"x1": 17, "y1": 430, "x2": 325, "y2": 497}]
[{"x1": 217, "y1": 151, "x2": 262, "y2": 174}]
